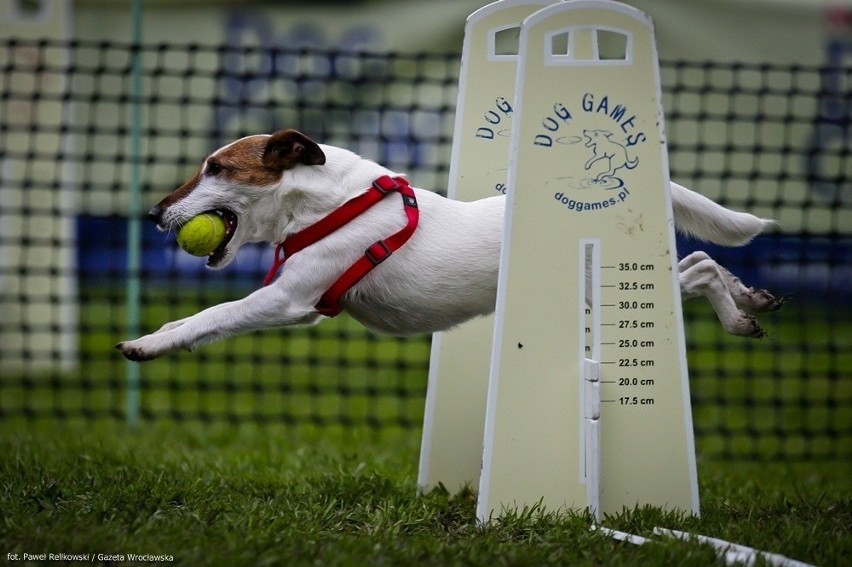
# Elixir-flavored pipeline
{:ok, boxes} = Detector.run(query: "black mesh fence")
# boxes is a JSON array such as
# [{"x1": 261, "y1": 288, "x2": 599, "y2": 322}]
[{"x1": 1, "y1": 39, "x2": 849, "y2": 460}]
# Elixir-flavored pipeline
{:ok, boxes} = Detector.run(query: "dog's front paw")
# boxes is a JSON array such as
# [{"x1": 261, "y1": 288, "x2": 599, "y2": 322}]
[
  {"x1": 115, "y1": 334, "x2": 175, "y2": 362},
  {"x1": 115, "y1": 341, "x2": 151, "y2": 362}
]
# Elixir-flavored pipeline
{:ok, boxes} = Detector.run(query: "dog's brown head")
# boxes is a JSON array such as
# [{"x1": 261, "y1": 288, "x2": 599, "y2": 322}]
[
  {"x1": 262, "y1": 129, "x2": 326, "y2": 172},
  {"x1": 147, "y1": 129, "x2": 327, "y2": 268}
]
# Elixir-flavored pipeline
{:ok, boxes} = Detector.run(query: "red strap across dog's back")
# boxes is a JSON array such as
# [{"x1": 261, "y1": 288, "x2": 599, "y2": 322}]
[{"x1": 263, "y1": 175, "x2": 419, "y2": 317}]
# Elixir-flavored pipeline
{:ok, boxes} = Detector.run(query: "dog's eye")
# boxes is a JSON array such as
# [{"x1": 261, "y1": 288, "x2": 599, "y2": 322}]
[{"x1": 205, "y1": 161, "x2": 224, "y2": 176}]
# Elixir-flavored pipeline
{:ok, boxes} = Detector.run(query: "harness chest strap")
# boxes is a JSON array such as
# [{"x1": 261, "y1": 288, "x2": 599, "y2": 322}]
[{"x1": 263, "y1": 175, "x2": 419, "y2": 317}]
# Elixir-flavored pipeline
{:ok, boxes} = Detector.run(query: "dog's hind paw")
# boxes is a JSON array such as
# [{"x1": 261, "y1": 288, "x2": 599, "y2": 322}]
[
  {"x1": 738, "y1": 287, "x2": 786, "y2": 314},
  {"x1": 725, "y1": 312, "x2": 767, "y2": 339},
  {"x1": 762, "y1": 291, "x2": 787, "y2": 312}
]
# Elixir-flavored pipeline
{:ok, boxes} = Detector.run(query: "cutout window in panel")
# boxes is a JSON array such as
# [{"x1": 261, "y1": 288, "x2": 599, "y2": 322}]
[
  {"x1": 597, "y1": 29, "x2": 628, "y2": 61},
  {"x1": 493, "y1": 25, "x2": 521, "y2": 57},
  {"x1": 550, "y1": 31, "x2": 571, "y2": 58}
]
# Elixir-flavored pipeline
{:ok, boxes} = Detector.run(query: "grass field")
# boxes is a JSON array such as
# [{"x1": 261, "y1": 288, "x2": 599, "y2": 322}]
[
  {"x1": 1, "y1": 288, "x2": 850, "y2": 564},
  {"x1": 1, "y1": 421, "x2": 850, "y2": 566}
]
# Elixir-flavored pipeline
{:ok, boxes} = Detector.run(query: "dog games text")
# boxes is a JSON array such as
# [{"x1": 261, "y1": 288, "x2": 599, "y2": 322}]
[
  {"x1": 533, "y1": 92, "x2": 647, "y2": 148},
  {"x1": 475, "y1": 96, "x2": 513, "y2": 140}
]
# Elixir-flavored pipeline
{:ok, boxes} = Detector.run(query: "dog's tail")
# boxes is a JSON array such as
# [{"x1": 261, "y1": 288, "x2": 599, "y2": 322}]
[{"x1": 671, "y1": 182, "x2": 774, "y2": 246}]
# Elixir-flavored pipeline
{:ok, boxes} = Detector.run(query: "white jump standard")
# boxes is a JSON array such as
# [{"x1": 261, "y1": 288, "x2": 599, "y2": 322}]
[{"x1": 419, "y1": 0, "x2": 713, "y2": 524}]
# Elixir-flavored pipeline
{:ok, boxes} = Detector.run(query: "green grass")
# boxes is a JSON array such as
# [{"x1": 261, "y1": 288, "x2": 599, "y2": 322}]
[
  {"x1": 1, "y1": 422, "x2": 849, "y2": 566},
  {"x1": 2, "y1": 288, "x2": 850, "y2": 563}
]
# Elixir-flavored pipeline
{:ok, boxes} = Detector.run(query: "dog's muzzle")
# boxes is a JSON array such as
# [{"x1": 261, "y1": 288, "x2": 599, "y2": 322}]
[
  {"x1": 146, "y1": 205, "x2": 239, "y2": 267},
  {"x1": 147, "y1": 206, "x2": 164, "y2": 228}
]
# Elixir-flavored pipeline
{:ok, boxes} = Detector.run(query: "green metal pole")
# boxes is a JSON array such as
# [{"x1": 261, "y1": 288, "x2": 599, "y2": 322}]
[{"x1": 126, "y1": 0, "x2": 144, "y2": 427}]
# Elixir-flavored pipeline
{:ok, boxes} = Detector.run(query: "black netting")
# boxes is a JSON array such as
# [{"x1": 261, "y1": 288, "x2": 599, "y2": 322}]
[{"x1": 1, "y1": 39, "x2": 849, "y2": 460}]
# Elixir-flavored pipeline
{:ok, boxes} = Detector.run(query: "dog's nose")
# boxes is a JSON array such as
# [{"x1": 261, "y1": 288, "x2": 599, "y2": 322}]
[{"x1": 147, "y1": 206, "x2": 163, "y2": 224}]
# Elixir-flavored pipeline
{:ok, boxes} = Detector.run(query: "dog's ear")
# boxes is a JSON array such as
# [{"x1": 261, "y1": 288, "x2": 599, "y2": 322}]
[{"x1": 263, "y1": 129, "x2": 326, "y2": 170}]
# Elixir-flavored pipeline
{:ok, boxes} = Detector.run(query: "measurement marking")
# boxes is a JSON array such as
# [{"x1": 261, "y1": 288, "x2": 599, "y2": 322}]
[
  {"x1": 618, "y1": 377, "x2": 656, "y2": 386},
  {"x1": 618, "y1": 262, "x2": 655, "y2": 271},
  {"x1": 619, "y1": 396, "x2": 656, "y2": 406},
  {"x1": 618, "y1": 358, "x2": 656, "y2": 367},
  {"x1": 618, "y1": 320, "x2": 655, "y2": 329},
  {"x1": 618, "y1": 301, "x2": 655, "y2": 310},
  {"x1": 617, "y1": 339, "x2": 655, "y2": 348},
  {"x1": 618, "y1": 282, "x2": 655, "y2": 291}
]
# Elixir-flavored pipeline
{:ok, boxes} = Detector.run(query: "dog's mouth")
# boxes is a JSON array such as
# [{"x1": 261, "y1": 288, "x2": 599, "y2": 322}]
[{"x1": 206, "y1": 209, "x2": 238, "y2": 267}]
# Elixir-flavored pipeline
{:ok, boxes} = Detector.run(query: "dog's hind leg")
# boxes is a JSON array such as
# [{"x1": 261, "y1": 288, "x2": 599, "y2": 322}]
[
  {"x1": 712, "y1": 259, "x2": 785, "y2": 314},
  {"x1": 679, "y1": 251, "x2": 784, "y2": 314},
  {"x1": 677, "y1": 251, "x2": 767, "y2": 338}
]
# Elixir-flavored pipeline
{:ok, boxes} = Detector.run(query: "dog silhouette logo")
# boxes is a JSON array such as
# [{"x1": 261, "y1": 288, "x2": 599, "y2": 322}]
[
  {"x1": 526, "y1": 96, "x2": 648, "y2": 211},
  {"x1": 583, "y1": 129, "x2": 639, "y2": 183}
]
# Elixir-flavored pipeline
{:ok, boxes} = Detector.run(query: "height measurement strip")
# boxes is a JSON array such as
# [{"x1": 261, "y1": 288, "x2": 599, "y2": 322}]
[{"x1": 581, "y1": 239, "x2": 601, "y2": 495}]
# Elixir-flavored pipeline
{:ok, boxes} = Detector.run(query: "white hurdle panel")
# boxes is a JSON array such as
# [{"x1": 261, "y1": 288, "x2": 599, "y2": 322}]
[
  {"x1": 419, "y1": 0, "x2": 559, "y2": 496},
  {"x1": 421, "y1": 0, "x2": 700, "y2": 523}
]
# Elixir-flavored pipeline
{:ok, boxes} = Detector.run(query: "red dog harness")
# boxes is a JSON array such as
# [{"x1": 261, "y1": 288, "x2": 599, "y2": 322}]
[{"x1": 263, "y1": 175, "x2": 419, "y2": 317}]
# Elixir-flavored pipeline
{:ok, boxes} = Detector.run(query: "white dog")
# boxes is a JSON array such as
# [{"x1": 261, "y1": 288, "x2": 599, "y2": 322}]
[{"x1": 117, "y1": 129, "x2": 783, "y2": 361}]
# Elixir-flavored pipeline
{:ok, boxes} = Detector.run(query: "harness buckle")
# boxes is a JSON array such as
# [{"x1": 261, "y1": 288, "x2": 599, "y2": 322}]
[
  {"x1": 402, "y1": 194, "x2": 418, "y2": 208},
  {"x1": 372, "y1": 175, "x2": 400, "y2": 194},
  {"x1": 365, "y1": 240, "x2": 392, "y2": 265}
]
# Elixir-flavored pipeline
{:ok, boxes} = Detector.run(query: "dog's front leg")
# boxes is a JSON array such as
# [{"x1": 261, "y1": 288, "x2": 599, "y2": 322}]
[{"x1": 116, "y1": 285, "x2": 322, "y2": 361}]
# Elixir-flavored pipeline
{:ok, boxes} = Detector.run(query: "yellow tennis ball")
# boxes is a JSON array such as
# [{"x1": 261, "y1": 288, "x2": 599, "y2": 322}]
[{"x1": 176, "y1": 213, "x2": 226, "y2": 256}]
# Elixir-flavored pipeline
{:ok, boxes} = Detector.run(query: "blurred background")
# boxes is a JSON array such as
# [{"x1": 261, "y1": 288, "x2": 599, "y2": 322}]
[{"x1": 0, "y1": 0, "x2": 849, "y2": 461}]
